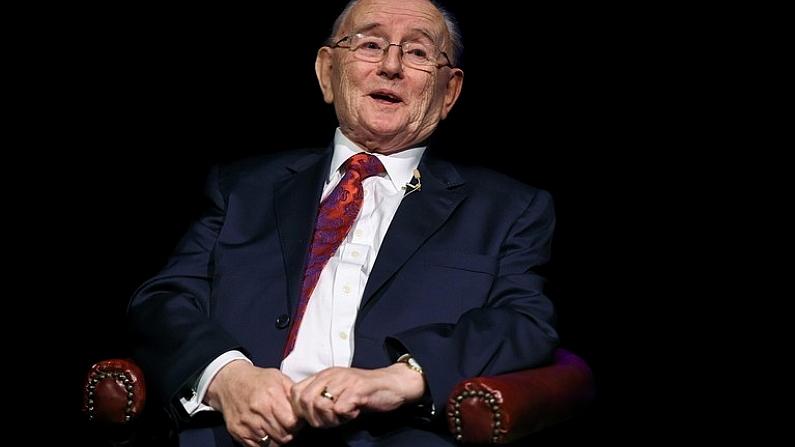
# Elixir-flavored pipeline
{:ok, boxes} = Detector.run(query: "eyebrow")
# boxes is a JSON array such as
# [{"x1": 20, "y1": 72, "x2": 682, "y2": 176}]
[{"x1": 350, "y1": 23, "x2": 437, "y2": 43}]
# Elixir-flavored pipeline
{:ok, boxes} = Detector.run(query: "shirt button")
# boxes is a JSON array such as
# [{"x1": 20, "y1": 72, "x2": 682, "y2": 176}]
[
  {"x1": 339, "y1": 332, "x2": 348, "y2": 340},
  {"x1": 354, "y1": 229, "x2": 364, "y2": 237},
  {"x1": 351, "y1": 251, "x2": 361, "y2": 258},
  {"x1": 342, "y1": 284, "x2": 352, "y2": 294}
]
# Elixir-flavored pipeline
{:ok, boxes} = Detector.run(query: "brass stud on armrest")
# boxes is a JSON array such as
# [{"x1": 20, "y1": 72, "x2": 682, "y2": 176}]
[
  {"x1": 83, "y1": 358, "x2": 146, "y2": 427},
  {"x1": 86, "y1": 371, "x2": 136, "y2": 423},
  {"x1": 452, "y1": 390, "x2": 503, "y2": 444}
]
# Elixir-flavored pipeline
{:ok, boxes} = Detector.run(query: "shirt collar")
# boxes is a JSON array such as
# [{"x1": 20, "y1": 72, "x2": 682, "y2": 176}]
[{"x1": 331, "y1": 128, "x2": 425, "y2": 192}]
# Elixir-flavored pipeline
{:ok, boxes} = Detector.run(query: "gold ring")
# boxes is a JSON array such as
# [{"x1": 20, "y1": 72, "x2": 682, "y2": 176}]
[
  {"x1": 259, "y1": 434, "x2": 271, "y2": 447},
  {"x1": 321, "y1": 387, "x2": 335, "y2": 401}
]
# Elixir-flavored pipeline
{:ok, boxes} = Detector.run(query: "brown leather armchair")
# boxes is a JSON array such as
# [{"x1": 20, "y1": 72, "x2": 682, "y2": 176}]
[{"x1": 82, "y1": 348, "x2": 595, "y2": 446}]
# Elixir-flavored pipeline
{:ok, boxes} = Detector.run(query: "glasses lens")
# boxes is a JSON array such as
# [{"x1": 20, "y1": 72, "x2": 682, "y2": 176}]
[
  {"x1": 401, "y1": 42, "x2": 434, "y2": 67},
  {"x1": 350, "y1": 35, "x2": 388, "y2": 62}
]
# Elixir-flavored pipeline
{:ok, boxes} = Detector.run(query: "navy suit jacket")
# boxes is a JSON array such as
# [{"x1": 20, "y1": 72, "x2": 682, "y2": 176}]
[{"x1": 126, "y1": 142, "x2": 560, "y2": 446}]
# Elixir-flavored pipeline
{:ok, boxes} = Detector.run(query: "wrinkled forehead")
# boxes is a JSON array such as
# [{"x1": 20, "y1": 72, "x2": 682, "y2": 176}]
[{"x1": 341, "y1": 0, "x2": 448, "y2": 44}]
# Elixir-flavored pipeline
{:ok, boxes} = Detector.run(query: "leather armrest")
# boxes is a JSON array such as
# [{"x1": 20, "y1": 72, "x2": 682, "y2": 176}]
[
  {"x1": 446, "y1": 348, "x2": 596, "y2": 445},
  {"x1": 82, "y1": 358, "x2": 146, "y2": 425}
]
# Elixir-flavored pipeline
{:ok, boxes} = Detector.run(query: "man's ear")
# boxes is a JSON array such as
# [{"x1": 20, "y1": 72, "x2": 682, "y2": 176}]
[
  {"x1": 440, "y1": 68, "x2": 464, "y2": 120},
  {"x1": 315, "y1": 47, "x2": 335, "y2": 104}
]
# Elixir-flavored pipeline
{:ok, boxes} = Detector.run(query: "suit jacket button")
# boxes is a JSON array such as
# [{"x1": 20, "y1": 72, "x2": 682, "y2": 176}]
[{"x1": 275, "y1": 314, "x2": 290, "y2": 329}]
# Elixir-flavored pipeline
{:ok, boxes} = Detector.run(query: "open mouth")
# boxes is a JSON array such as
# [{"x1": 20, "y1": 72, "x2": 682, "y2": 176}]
[{"x1": 370, "y1": 92, "x2": 402, "y2": 103}]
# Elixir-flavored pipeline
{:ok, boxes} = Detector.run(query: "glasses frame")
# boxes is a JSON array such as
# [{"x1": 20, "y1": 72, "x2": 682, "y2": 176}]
[{"x1": 330, "y1": 33, "x2": 452, "y2": 70}]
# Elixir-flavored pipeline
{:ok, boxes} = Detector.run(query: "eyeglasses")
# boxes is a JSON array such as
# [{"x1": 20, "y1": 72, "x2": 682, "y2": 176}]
[{"x1": 330, "y1": 33, "x2": 452, "y2": 70}]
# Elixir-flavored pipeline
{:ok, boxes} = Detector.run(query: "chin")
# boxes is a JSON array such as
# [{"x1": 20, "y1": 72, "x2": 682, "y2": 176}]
[{"x1": 360, "y1": 115, "x2": 407, "y2": 135}]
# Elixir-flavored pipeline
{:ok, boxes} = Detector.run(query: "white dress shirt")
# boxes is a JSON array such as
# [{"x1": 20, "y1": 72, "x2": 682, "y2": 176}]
[{"x1": 181, "y1": 128, "x2": 425, "y2": 414}]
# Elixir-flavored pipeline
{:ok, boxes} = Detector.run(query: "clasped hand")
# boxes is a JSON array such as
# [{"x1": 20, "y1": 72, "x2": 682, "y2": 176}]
[{"x1": 204, "y1": 360, "x2": 425, "y2": 447}]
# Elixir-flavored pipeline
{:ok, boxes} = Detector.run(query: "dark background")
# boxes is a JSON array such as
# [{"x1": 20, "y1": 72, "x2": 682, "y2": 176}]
[{"x1": 45, "y1": 1, "x2": 668, "y2": 444}]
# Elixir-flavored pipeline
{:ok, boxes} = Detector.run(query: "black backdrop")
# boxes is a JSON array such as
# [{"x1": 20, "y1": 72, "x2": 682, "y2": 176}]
[{"x1": 52, "y1": 2, "x2": 656, "y2": 444}]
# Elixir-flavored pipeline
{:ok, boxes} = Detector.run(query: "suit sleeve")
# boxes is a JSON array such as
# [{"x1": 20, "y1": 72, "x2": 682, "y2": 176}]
[{"x1": 124, "y1": 164, "x2": 246, "y2": 426}]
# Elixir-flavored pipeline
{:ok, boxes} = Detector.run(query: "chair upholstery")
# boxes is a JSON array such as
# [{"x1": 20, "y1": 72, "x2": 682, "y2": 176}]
[
  {"x1": 82, "y1": 348, "x2": 595, "y2": 446},
  {"x1": 446, "y1": 348, "x2": 596, "y2": 444},
  {"x1": 83, "y1": 358, "x2": 147, "y2": 425}
]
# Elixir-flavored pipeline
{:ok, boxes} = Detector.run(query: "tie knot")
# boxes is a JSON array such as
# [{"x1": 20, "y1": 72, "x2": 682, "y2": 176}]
[{"x1": 345, "y1": 153, "x2": 385, "y2": 179}]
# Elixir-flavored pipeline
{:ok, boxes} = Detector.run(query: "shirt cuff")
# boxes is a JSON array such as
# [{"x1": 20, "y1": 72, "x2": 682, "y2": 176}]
[{"x1": 179, "y1": 350, "x2": 252, "y2": 415}]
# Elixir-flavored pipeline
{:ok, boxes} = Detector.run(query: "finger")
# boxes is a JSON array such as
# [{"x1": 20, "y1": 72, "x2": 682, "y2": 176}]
[
  {"x1": 295, "y1": 386, "x2": 333, "y2": 427},
  {"x1": 320, "y1": 386, "x2": 336, "y2": 402},
  {"x1": 236, "y1": 433, "x2": 273, "y2": 447}
]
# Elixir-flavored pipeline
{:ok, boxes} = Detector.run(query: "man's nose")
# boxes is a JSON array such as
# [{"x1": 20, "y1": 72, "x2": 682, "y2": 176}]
[{"x1": 381, "y1": 44, "x2": 405, "y2": 69}]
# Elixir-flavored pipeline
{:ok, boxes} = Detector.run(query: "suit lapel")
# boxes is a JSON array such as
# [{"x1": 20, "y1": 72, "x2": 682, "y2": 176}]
[
  {"x1": 274, "y1": 150, "x2": 333, "y2": 311},
  {"x1": 361, "y1": 156, "x2": 465, "y2": 309}
]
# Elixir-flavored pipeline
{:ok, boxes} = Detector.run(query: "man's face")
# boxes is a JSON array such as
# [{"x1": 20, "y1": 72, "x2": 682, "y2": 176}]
[{"x1": 316, "y1": 0, "x2": 464, "y2": 154}]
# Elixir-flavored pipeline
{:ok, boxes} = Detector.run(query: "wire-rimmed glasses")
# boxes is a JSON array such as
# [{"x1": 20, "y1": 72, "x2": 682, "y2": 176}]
[{"x1": 330, "y1": 33, "x2": 452, "y2": 70}]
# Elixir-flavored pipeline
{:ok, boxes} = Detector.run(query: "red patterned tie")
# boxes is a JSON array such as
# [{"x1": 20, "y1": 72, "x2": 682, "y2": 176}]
[{"x1": 282, "y1": 153, "x2": 385, "y2": 358}]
